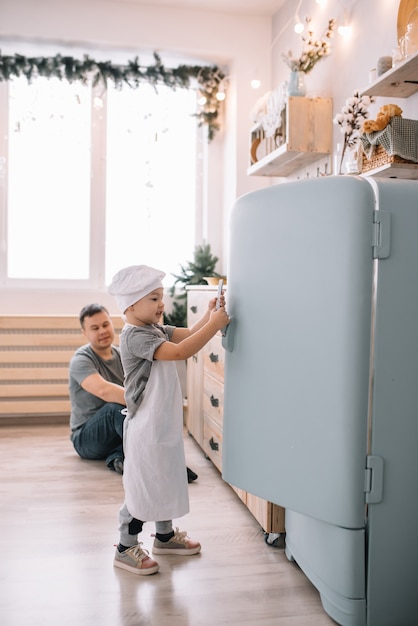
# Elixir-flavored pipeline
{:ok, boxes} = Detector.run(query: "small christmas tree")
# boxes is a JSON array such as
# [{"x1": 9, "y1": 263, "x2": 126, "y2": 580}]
[{"x1": 164, "y1": 243, "x2": 220, "y2": 327}]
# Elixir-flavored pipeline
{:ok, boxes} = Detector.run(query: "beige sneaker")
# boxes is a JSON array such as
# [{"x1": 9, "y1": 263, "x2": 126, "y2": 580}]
[
  {"x1": 114, "y1": 543, "x2": 159, "y2": 575},
  {"x1": 152, "y1": 528, "x2": 201, "y2": 556}
]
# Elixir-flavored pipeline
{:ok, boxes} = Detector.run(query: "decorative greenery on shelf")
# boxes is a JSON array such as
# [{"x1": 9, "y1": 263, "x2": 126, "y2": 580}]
[
  {"x1": 164, "y1": 243, "x2": 220, "y2": 327},
  {"x1": 0, "y1": 51, "x2": 225, "y2": 140}
]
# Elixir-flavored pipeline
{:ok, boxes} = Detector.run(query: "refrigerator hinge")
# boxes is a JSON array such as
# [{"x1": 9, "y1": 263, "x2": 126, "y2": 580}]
[
  {"x1": 364, "y1": 455, "x2": 384, "y2": 504},
  {"x1": 372, "y1": 210, "x2": 391, "y2": 259}
]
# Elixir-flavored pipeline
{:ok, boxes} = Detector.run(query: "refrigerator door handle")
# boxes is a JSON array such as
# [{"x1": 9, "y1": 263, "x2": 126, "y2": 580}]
[{"x1": 221, "y1": 317, "x2": 234, "y2": 352}]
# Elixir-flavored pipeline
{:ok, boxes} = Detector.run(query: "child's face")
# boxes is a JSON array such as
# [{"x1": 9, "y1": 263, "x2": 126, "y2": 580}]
[{"x1": 126, "y1": 288, "x2": 165, "y2": 326}]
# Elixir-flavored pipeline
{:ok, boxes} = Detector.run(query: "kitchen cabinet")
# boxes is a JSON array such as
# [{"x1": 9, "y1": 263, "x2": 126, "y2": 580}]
[
  {"x1": 185, "y1": 289, "x2": 208, "y2": 444},
  {"x1": 247, "y1": 96, "x2": 332, "y2": 178},
  {"x1": 186, "y1": 286, "x2": 285, "y2": 537}
]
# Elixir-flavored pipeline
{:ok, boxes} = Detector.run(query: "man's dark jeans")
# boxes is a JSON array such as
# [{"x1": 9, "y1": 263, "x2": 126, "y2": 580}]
[{"x1": 71, "y1": 402, "x2": 125, "y2": 470}]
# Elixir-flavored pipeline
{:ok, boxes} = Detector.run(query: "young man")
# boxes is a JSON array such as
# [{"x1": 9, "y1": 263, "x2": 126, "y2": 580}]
[
  {"x1": 69, "y1": 304, "x2": 126, "y2": 473},
  {"x1": 69, "y1": 303, "x2": 198, "y2": 482}
]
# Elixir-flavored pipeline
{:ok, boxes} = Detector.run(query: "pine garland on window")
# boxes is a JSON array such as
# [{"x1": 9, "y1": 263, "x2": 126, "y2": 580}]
[{"x1": 0, "y1": 51, "x2": 225, "y2": 140}]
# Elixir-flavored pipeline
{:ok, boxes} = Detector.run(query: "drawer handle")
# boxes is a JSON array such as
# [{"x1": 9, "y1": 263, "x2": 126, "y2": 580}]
[
  {"x1": 209, "y1": 352, "x2": 219, "y2": 363},
  {"x1": 192, "y1": 354, "x2": 198, "y2": 363},
  {"x1": 209, "y1": 437, "x2": 219, "y2": 451},
  {"x1": 190, "y1": 306, "x2": 197, "y2": 314},
  {"x1": 210, "y1": 395, "x2": 219, "y2": 407}
]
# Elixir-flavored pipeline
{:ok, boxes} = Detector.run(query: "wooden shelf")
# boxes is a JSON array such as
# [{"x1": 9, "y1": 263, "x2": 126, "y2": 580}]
[
  {"x1": 360, "y1": 51, "x2": 418, "y2": 180},
  {"x1": 362, "y1": 51, "x2": 418, "y2": 98},
  {"x1": 247, "y1": 142, "x2": 330, "y2": 177},
  {"x1": 362, "y1": 162, "x2": 418, "y2": 179}
]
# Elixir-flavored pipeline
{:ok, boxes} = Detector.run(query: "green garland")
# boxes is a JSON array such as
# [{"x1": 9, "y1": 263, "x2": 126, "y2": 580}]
[{"x1": 0, "y1": 51, "x2": 225, "y2": 140}]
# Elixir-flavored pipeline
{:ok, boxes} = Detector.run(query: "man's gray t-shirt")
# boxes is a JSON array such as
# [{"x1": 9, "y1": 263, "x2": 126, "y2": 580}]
[{"x1": 69, "y1": 344, "x2": 124, "y2": 431}]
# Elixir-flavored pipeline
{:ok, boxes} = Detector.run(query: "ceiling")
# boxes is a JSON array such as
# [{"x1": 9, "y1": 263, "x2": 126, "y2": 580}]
[{"x1": 115, "y1": 0, "x2": 286, "y2": 16}]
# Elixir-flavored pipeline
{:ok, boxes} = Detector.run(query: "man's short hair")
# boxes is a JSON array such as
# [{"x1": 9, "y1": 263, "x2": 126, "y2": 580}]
[{"x1": 79, "y1": 303, "x2": 109, "y2": 328}]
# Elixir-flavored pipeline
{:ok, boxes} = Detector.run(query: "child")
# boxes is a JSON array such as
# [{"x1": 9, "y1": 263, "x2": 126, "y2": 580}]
[{"x1": 108, "y1": 264, "x2": 230, "y2": 575}]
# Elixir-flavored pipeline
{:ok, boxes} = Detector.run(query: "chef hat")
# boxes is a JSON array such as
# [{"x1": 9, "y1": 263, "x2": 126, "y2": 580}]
[{"x1": 108, "y1": 264, "x2": 165, "y2": 313}]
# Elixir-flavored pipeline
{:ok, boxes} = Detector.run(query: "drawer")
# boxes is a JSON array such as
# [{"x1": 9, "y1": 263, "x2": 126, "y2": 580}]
[
  {"x1": 203, "y1": 374, "x2": 224, "y2": 429},
  {"x1": 203, "y1": 413, "x2": 223, "y2": 472},
  {"x1": 203, "y1": 334, "x2": 224, "y2": 381}
]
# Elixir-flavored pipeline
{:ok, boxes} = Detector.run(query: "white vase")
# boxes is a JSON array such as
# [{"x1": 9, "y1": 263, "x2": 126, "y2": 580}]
[{"x1": 288, "y1": 71, "x2": 307, "y2": 97}]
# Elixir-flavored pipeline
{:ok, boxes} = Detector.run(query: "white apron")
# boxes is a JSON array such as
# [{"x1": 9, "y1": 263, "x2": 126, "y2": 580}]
[{"x1": 123, "y1": 359, "x2": 189, "y2": 521}]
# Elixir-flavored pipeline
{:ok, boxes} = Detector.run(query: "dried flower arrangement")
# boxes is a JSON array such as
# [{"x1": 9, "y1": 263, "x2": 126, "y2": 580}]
[
  {"x1": 282, "y1": 17, "x2": 336, "y2": 74},
  {"x1": 334, "y1": 90, "x2": 376, "y2": 174}
]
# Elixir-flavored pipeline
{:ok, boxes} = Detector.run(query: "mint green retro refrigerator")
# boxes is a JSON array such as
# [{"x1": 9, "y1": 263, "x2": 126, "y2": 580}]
[{"x1": 222, "y1": 176, "x2": 418, "y2": 626}]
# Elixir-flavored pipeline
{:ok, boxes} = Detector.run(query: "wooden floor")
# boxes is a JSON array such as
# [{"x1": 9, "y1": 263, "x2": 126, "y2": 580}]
[{"x1": 0, "y1": 424, "x2": 337, "y2": 626}]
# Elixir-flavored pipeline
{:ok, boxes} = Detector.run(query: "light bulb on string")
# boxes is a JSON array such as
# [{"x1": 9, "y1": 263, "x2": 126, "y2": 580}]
[
  {"x1": 215, "y1": 80, "x2": 225, "y2": 101},
  {"x1": 338, "y1": 10, "x2": 352, "y2": 38},
  {"x1": 294, "y1": 15, "x2": 304, "y2": 33},
  {"x1": 251, "y1": 78, "x2": 261, "y2": 89},
  {"x1": 338, "y1": 5, "x2": 354, "y2": 38},
  {"x1": 93, "y1": 96, "x2": 103, "y2": 109},
  {"x1": 338, "y1": 24, "x2": 352, "y2": 37}
]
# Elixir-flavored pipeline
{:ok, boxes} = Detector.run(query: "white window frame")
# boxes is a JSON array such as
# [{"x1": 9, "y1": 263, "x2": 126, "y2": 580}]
[{"x1": 0, "y1": 76, "x2": 205, "y2": 293}]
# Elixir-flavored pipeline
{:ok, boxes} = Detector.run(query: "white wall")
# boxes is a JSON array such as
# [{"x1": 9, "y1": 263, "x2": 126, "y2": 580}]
[
  {"x1": 272, "y1": 0, "x2": 418, "y2": 151},
  {"x1": 0, "y1": 0, "x2": 273, "y2": 314}
]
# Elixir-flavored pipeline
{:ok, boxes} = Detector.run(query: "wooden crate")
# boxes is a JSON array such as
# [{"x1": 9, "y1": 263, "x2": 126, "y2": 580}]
[{"x1": 248, "y1": 97, "x2": 333, "y2": 177}]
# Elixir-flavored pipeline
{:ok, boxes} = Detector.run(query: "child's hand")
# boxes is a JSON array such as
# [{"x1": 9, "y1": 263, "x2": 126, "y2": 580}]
[
  {"x1": 210, "y1": 306, "x2": 230, "y2": 331},
  {"x1": 208, "y1": 292, "x2": 226, "y2": 311}
]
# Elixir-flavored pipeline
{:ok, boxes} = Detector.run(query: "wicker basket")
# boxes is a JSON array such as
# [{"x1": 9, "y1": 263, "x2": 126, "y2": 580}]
[{"x1": 362, "y1": 144, "x2": 415, "y2": 173}]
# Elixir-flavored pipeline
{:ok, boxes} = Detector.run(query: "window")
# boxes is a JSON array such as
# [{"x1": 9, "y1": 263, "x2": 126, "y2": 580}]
[
  {"x1": 0, "y1": 75, "x2": 199, "y2": 288},
  {"x1": 6, "y1": 76, "x2": 91, "y2": 280},
  {"x1": 105, "y1": 82, "x2": 197, "y2": 285}
]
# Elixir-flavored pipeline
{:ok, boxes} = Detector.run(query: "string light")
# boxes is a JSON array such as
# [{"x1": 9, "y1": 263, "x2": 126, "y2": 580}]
[
  {"x1": 338, "y1": 24, "x2": 352, "y2": 37},
  {"x1": 216, "y1": 83, "x2": 226, "y2": 101},
  {"x1": 294, "y1": 15, "x2": 304, "y2": 33},
  {"x1": 214, "y1": 74, "x2": 228, "y2": 101},
  {"x1": 271, "y1": 0, "x2": 342, "y2": 52},
  {"x1": 251, "y1": 78, "x2": 261, "y2": 89},
  {"x1": 338, "y1": 9, "x2": 352, "y2": 37},
  {"x1": 93, "y1": 96, "x2": 103, "y2": 109},
  {"x1": 337, "y1": 0, "x2": 358, "y2": 38}
]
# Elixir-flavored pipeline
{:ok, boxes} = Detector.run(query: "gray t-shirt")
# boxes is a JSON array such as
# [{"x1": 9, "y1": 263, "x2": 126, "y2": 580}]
[
  {"x1": 120, "y1": 323, "x2": 175, "y2": 417},
  {"x1": 69, "y1": 344, "x2": 124, "y2": 431}
]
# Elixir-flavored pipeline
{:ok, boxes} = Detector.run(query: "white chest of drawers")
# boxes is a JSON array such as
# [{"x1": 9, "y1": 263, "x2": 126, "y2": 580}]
[{"x1": 186, "y1": 286, "x2": 285, "y2": 535}]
